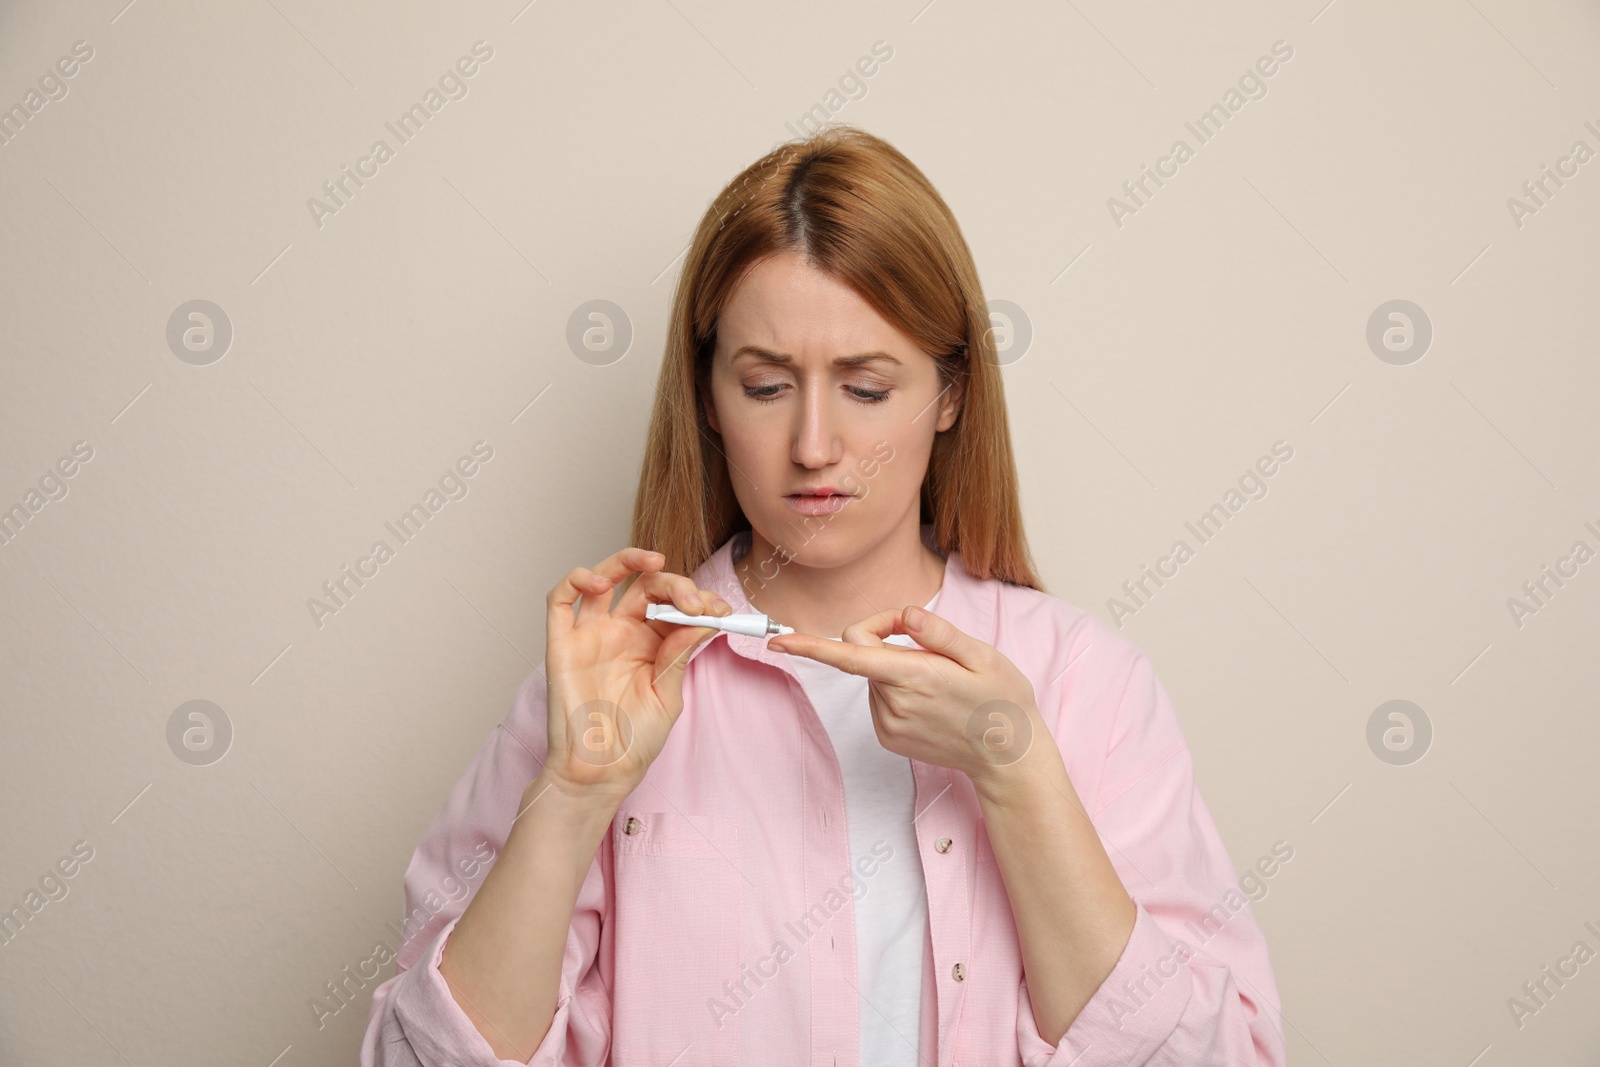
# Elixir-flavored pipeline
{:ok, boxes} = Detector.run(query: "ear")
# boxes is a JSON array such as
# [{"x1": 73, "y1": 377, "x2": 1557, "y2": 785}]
[
  {"x1": 935, "y1": 375, "x2": 965, "y2": 433},
  {"x1": 702, "y1": 381, "x2": 722, "y2": 434}
]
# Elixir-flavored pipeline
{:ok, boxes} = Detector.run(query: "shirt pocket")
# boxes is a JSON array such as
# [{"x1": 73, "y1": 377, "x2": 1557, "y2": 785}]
[{"x1": 611, "y1": 810, "x2": 742, "y2": 1066}]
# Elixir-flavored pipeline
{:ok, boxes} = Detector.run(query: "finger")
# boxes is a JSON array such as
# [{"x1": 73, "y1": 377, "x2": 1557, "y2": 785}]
[
  {"x1": 586, "y1": 546, "x2": 667, "y2": 586},
  {"x1": 852, "y1": 605, "x2": 989, "y2": 673},
  {"x1": 573, "y1": 567, "x2": 618, "y2": 627},
  {"x1": 772, "y1": 606, "x2": 984, "y2": 679},
  {"x1": 547, "y1": 547, "x2": 663, "y2": 642},
  {"x1": 618, "y1": 569, "x2": 731, "y2": 625},
  {"x1": 769, "y1": 624, "x2": 925, "y2": 686},
  {"x1": 650, "y1": 621, "x2": 723, "y2": 712}
]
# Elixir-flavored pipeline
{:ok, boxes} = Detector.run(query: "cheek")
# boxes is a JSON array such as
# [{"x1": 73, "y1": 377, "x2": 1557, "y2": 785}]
[
  {"x1": 715, "y1": 419, "x2": 791, "y2": 508},
  {"x1": 709, "y1": 386, "x2": 759, "y2": 449},
  {"x1": 718, "y1": 419, "x2": 778, "y2": 467},
  {"x1": 854, "y1": 430, "x2": 930, "y2": 500}
]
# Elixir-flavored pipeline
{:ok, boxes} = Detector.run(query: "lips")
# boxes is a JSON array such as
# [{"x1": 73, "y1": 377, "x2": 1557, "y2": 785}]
[{"x1": 785, "y1": 491, "x2": 855, "y2": 516}]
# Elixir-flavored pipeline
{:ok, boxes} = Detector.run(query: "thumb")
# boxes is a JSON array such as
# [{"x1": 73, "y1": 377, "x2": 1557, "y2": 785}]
[
  {"x1": 902, "y1": 606, "x2": 984, "y2": 671},
  {"x1": 651, "y1": 625, "x2": 720, "y2": 707}
]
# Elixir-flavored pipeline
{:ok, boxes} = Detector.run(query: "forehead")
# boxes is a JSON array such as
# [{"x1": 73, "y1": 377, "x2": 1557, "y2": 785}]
[{"x1": 716, "y1": 251, "x2": 913, "y2": 361}]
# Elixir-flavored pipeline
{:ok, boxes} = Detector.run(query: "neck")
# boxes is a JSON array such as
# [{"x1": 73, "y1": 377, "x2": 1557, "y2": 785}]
[{"x1": 734, "y1": 519, "x2": 947, "y2": 639}]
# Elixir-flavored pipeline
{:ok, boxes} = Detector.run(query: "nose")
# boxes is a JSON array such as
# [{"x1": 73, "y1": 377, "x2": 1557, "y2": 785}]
[{"x1": 791, "y1": 375, "x2": 843, "y2": 469}]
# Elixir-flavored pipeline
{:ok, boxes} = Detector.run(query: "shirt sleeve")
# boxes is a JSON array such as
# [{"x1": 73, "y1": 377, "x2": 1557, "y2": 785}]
[
  {"x1": 1017, "y1": 641, "x2": 1288, "y2": 1067},
  {"x1": 360, "y1": 665, "x2": 614, "y2": 1067}
]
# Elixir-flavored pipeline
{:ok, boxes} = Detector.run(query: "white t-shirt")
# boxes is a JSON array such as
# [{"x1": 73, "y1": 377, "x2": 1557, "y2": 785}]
[{"x1": 780, "y1": 588, "x2": 941, "y2": 1067}]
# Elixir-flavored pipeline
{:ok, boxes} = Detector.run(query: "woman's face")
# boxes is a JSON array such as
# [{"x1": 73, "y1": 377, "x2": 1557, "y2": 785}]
[{"x1": 702, "y1": 250, "x2": 963, "y2": 569}]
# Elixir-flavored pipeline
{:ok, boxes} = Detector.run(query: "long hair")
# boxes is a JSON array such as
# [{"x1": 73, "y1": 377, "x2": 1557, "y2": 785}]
[{"x1": 630, "y1": 125, "x2": 1043, "y2": 590}]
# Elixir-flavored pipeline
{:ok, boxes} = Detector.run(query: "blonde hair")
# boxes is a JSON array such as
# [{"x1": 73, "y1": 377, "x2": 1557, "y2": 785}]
[{"x1": 630, "y1": 125, "x2": 1043, "y2": 590}]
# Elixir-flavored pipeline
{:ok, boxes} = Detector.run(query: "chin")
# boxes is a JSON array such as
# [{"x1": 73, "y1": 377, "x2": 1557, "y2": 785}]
[{"x1": 753, "y1": 514, "x2": 873, "y2": 568}]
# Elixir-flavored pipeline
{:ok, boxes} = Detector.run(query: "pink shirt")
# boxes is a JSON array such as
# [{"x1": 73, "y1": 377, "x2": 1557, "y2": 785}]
[{"x1": 361, "y1": 525, "x2": 1286, "y2": 1066}]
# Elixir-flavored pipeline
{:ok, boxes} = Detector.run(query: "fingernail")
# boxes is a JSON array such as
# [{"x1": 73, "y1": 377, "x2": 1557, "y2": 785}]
[{"x1": 906, "y1": 606, "x2": 927, "y2": 628}]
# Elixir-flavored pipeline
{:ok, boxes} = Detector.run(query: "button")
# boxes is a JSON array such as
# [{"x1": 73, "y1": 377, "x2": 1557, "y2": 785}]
[
  {"x1": 935, "y1": 837, "x2": 952, "y2": 853},
  {"x1": 623, "y1": 816, "x2": 642, "y2": 835},
  {"x1": 952, "y1": 962, "x2": 965, "y2": 981}
]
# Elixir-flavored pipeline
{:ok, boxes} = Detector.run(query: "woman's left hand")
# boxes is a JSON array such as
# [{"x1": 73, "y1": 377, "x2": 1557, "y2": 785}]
[{"x1": 768, "y1": 604, "x2": 1046, "y2": 792}]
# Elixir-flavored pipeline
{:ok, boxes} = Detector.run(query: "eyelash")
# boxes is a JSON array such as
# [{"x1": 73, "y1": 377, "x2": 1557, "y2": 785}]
[{"x1": 743, "y1": 384, "x2": 891, "y2": 405}]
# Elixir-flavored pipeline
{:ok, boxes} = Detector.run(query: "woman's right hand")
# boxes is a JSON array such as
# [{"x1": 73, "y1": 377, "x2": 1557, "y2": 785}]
[{"x1": 539, "y1": 546, "x2": 731, "y2": 804}]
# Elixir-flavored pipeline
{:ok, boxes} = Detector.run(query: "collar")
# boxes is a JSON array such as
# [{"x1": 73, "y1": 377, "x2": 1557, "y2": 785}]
[{"x1": 685, "y1": 523, "x2": 999, "y2": 673}]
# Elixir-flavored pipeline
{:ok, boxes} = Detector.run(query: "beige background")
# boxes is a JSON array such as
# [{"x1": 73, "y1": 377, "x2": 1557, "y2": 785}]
[{"x1": 2, "y1": 0, "x2": 1598, "y2": 1063}]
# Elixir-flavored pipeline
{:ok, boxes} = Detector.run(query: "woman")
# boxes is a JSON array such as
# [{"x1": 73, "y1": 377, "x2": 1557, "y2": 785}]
[{"x1": 362, "y1": 126, "x2": 1285, "y2": 1066}]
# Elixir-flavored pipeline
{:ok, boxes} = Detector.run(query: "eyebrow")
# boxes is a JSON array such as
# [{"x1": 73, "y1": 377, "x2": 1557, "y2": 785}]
[{"x1": 730, "y1": 345, "x2": 903, "y2": 368}]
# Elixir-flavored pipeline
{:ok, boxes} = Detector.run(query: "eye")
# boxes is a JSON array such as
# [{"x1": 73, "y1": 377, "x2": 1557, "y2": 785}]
[
  {"x1": 743, "y1": 384, "x2": 784, "y2": 403},
  {"x1": 741, "y1": 384, "x2": 891, "y2": 405}
]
